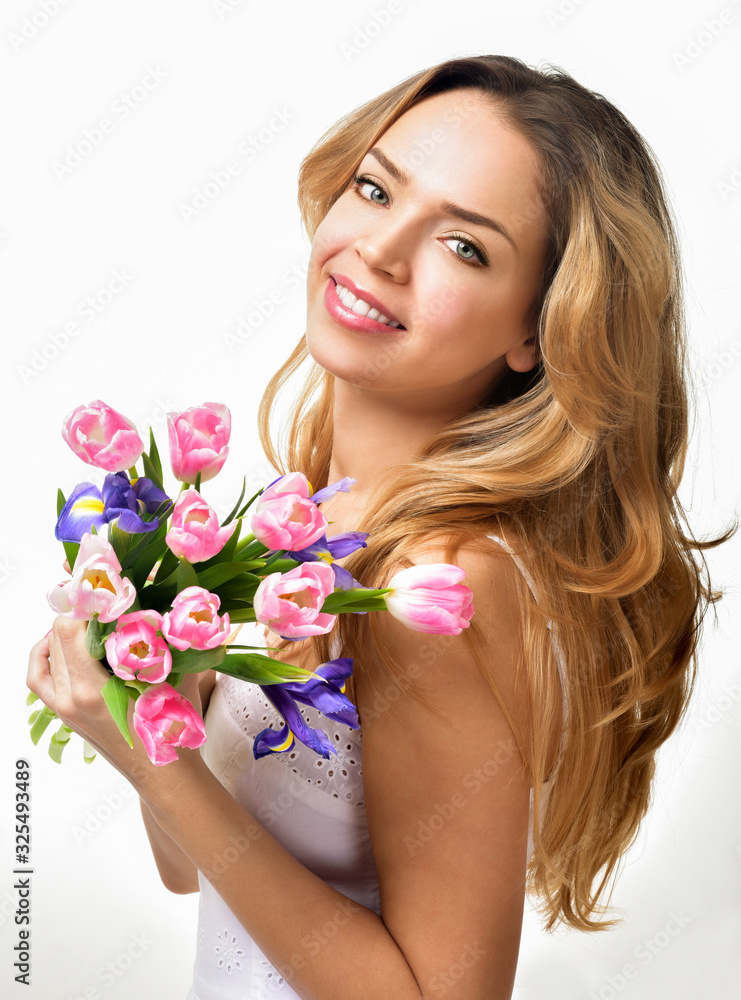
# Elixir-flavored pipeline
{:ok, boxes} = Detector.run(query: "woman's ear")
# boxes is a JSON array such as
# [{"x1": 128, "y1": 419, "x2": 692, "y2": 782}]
[{"x1": 504, "y1": 333, "x2": 541, "y2": 373}]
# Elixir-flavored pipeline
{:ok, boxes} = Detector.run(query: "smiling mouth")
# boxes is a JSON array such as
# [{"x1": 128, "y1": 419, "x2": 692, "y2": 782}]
[{"x1": 331, "y1": 278, "x2": 406, "y2": 330}]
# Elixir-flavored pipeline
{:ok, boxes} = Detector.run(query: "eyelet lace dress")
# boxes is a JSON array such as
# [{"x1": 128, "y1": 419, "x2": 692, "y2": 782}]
[{"x1": 184, "y1": 533, "x2": 567, "y2": 999}]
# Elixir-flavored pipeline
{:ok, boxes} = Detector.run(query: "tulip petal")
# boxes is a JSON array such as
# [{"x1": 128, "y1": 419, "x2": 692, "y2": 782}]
[{"x1": 389, "y1": 563, "x2": 467, "y2": 590}]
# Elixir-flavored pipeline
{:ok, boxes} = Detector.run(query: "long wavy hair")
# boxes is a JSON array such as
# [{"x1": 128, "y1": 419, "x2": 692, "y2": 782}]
[{"x1": 256, "y1": 54, "x2": 736, "y2": 933}]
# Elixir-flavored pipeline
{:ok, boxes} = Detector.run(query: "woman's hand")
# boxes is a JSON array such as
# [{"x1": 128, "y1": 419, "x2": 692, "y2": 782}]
[
  {"x1": 27, "y1": 617, "x2": 114, "y2": 745},
  {"x1": 26, "y1": 616, "x2": 204, "y2": 785}
]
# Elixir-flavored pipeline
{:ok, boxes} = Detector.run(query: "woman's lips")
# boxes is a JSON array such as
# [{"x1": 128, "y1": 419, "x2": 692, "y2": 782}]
[{"x1": 324, "y1": 277, "x2": 406, "y2": 334}]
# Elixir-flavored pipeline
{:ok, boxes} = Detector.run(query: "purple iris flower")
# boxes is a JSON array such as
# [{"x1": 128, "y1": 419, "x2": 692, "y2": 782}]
[
  {"x1": 309, "y1": 476, "x2": 357, "y2": 505},
  {"x1": 285, "y1": 531, "x2": 369, "y2": 590},
  {"x1": 253, "y1": 657, "x2": 359, "y2": 759},
  {"x1": 55, "y1": 472, "x2": 172, "y2": 543}
]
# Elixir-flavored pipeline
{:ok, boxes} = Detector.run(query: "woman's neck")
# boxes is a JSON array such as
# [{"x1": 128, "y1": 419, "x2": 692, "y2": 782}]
[{"x1": 324, "y1": 377, "x2": 471, "y2": 506}]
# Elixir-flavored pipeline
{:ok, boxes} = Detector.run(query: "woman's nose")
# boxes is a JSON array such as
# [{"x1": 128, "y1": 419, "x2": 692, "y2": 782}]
[{"x1": 352, "y1": 214, "x2": 413, "y2": 281}]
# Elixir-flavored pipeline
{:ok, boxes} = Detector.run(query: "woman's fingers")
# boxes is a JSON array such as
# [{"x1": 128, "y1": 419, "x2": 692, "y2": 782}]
[
  {"x1": 50, "y1": 617, "x2": 111, "y2": 715},
  {"x1": 26, "y1": 635, "x2": 57, "y2": 706},
  {"x1": 28, "y1": 617, "x2": 111, "y2": 725}
]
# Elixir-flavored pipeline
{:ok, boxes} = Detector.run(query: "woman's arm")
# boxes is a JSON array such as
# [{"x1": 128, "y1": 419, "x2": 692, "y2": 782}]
[
  {"x1": 27, "y1": 543, "x2": 530, "y2": 1000},
  {"x1": 138, "y1": 669, "x2": 218, "y2": 894}
]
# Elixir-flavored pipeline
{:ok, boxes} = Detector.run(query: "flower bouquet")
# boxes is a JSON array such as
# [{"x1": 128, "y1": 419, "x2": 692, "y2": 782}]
[{"x1": 28, "y1": 400, "x2": 474, "y2": 766}]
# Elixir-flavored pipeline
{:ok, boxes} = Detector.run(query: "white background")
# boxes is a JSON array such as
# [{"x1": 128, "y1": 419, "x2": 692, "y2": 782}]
[{"x1": 1, "y1": 1, "x2": 739, "y2": 998}]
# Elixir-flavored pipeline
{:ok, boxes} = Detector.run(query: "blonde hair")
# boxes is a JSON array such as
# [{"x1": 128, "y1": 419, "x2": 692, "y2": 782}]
[{"x1": 256, "y1": 55, "x2": 736, "y2": 932}]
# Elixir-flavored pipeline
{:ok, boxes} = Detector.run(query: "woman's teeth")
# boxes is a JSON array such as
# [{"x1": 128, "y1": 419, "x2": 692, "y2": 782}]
[{"x1": 335, "y1": 282, "x2": 402, "y2": 328}]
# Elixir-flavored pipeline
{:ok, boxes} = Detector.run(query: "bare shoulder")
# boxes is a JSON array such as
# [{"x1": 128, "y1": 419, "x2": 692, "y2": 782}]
[
  {"x1": 374, "y1": 530, "x2": 532, "y2": 696},
  {"x1": 355, "y1": 534, "x2": 532, "y2": 999}
]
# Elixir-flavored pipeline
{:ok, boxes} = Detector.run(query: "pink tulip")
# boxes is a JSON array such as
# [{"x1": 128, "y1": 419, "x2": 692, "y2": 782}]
[
  {"x1": 47, "y1": 532, "x2": 136, "y2": 622},
  {"x1": 253, "y1": 561, "x2": 336, "y2": 639},
  {"x1": 258, "y1": 472, "x2": 313, "y2": 505},
  {"x1": 251, "y1": 474, "x2": 328, "y2": 552},
  {"x1": 62, "y1": 400, "x2": 144, "y2": 472},
  {"x1": 165, "y1": 488, "x2": 236, "y2": 563},
  {"x1": 384, "y1": 564, "x2": 474, "y2": 635},
  {"x1": 104, "y1": 610, "x2": 172, "y2": 684},
  {"x1": 161, "y1": 586, "x2": 230, "y2": 651},
  {"x1": 132, "y1": 682, "x2": 207, "y2": 766},
  {"x1": 167, "y1": 402, "x2": 230, "y2": 484}
]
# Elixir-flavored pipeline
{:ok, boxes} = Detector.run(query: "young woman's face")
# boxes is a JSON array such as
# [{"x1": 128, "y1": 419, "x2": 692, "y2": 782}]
[{"x1": 305, "y1": 88, "x2": 550, "y2": 409}]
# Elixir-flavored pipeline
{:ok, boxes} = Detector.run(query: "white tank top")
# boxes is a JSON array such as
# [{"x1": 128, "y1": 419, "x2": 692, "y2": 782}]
[{"x1": 184, "y1": 533, "x2": 567, "y2": 999}]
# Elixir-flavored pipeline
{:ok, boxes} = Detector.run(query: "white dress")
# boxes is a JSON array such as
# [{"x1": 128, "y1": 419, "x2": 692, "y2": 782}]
[{"x1": 184, "y1": 533, "x2": 567, "y2": 999}]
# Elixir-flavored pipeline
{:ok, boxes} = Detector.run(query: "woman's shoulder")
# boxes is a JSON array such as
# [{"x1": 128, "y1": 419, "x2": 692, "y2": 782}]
[{"x1": 411, "y1": 524, "x2": 529, "y2": 568}]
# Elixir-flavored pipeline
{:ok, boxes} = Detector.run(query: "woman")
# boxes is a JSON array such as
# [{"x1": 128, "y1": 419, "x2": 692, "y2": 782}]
[{"x1": 27, "y1": 54, "x2": 735, "y2": 999}]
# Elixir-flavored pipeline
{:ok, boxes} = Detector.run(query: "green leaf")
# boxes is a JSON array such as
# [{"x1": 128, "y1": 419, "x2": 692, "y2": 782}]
[
  {"x1": 218, "y1": 599, "x2": 259, "y2": 613},
  {"x1": 215, "y1": 651, "x2": 316, "y2": 686},
  {"x1": 148, "y1": 426, "x2": 164, "y2": 484},
  {"x1": 108, "y1": 522, "x2": 133, "y2": 565},
  {"x1": 130, "y1": 542, "x2": 169, "y2": 592},
  {"x1": 63, "y1": 539, "x2": 80, "y2": 572},
  {"x1": 123, "y1": 679, "x2": 150, "y2": 696},
  {"x1": 140, "y1": 428, "x2": 166, "y2": 492},
  {"x1": 197, "y1": 561, "x2": 262, "y2": 590},
  {"x1": 222, "y1": 477, "x2": 247, "y2": 526},
  {"x1": 215, "y1": 518, "x2": 242, "y2": 563},
  {"x1": 142, "y1": 452, "x2": 163, "y2": 492},
  {"x1": 132, "y1": 583, "x2": 177, "y2": 615},
  {"x1": 153, "y1": 546, "x2": 180, "y2": 586},
  {"x1": 48, "y1": 723, "x2": 74, "y2": 764},
  {"x1": 238, "y1": 487, "x2": 264, "y2": 517},
  {"x1": 219, "y1": 643, "x2": 277, "y2": 651},
  {"x1": 259, "y1": 557, "x2": 300, "y2": 575},
  {"x1": 214, "y1": 520, "x2": 242, "y2": 562},
  {"x1": 29, "y1": 705, "x2": 57, "y2": 745},
  {"x1": 176, "y1": 558, "x2": 199, "y2": 591},
  {"x1": 321, "y1": 589, "x2": 392, "y2": 614},
  {"x1": 211, "y1": 577, "x2": 262, "y2": 601},
  {"x1": 221, "y1": 607, "x2": 257, "y2": 623},
  {"x1": 194, "y1": 522, "x2": 243, "y2": 574},
  {"x1": 120, "y1": 511, "x2": 172, "y2": 582},
  {"x1": 169, "y1": 645, "x2": 227, "y2": 673},
  {"x1": 56, "y1": 492, "x2": 80, "y2": 570},
  {"x1": 26, "y1": 691, "x2": 40, "y2": 706},
  {"x1": 101, "y1": 675, "x2": 134, "y2": 748},
  {"x1": 85, "y1": 616, "x2": 107, "y2": 660}
]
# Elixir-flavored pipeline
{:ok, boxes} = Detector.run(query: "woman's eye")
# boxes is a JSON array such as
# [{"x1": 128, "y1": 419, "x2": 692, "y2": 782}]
[
  {"x1": 441, "y1": 236, "x2": 486, "y2": 267},
  {"x1": 353, "y1": 174, "x2": 388, "y2": 205},
  {"x1": 352, "y1": 174, "x2": 487, "y2": 267}
]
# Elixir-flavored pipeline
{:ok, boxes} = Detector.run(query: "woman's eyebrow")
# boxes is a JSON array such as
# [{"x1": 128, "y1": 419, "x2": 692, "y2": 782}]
[{"x1": 366, "y1": 145, "x2": 518, "y2": 253}]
